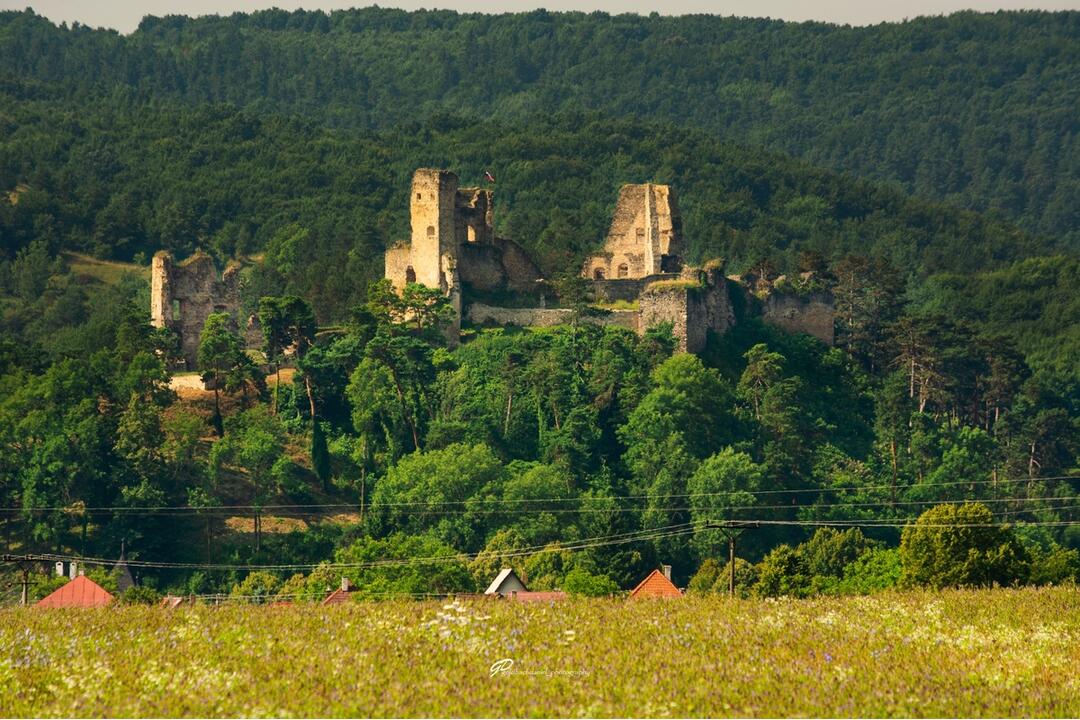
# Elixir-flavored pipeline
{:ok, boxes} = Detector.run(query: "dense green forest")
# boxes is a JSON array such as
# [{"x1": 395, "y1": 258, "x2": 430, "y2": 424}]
[
  {"x1": 1, "y1": 8, "x2": 1077, "y2": 246},
  {"x1": 0, "y1": 7, "x2": 1077, "y2": 601}
]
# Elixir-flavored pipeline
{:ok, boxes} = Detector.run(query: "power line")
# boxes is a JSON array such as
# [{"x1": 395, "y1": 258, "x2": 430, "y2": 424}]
[
  {"x1": 37, "y1": 523, "x2": 700, "y2": 572},
  {"x1": 32, "y1": 515, "x2": 1080, "y2": 574},
  {"x1": 4, "y1": 475, "x2": 1075, "y2": 515},
  {"x1": 2, "y1": 494, "x2": 1074, "y2": 518}
]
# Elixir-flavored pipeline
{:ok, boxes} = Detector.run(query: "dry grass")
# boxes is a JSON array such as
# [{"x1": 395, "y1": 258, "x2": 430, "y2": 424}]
[
  {"x1": 3, "y1": 588, "x2": 1079, "y2": 717},
  {"x1": 63, "y1": 252, "x2": 149, "y2": 286}
]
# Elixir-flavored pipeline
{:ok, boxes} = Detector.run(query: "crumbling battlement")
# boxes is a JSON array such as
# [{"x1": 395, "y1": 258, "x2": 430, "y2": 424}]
[
  {"x1": 761, "y1": 291, "x2": 835, "y2": 345},
  {"x1": 151, "y1": 250, "x2": 259, "y2": 368},
  {"x1": 638, "y1": 266, "x2": 734, "y2": 352}
]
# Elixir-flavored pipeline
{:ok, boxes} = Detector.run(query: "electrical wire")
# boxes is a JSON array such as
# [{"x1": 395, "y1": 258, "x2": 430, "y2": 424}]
[{"x1": 3, "y1": 475, "x2": 1075, "y2": 515}]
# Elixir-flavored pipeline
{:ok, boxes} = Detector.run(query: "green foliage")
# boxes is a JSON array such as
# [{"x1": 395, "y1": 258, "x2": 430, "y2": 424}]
[
  {"x1": 335, "y1": 532, "x2": 474, "y2": 597},
  {"x1": 900, "y1": 503, "x2": 1031, "y2": 589},
  {"x1": 835, "y1": 548, "x2": 903, "y2": 595},
  {"x1": 367, "y1": 443, "x2": 506, "y2": 552},
  {"x1": 231, "y1": 570, "x2": 283, "y2": 603},
  {"x1": 3, "y1": 8, "x2": 1079, "y2": 245},
  {"x1": 119, "y1": 585, "x2": 163, "y2": 605},
  {"x1": 562, "y1": 568, "x2": 619, "y2": 597}
]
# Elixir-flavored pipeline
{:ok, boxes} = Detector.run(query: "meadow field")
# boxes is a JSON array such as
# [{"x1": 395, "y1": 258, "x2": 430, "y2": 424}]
[{"x1": 2, "y1": 588, "x2": 1079, "y2": 717}]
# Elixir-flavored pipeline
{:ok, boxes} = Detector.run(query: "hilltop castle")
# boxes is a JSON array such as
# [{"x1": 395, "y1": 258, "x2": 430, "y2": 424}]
[
  {"x1": 147, "y1": 168, "x2": 834, "y2": 364},
  {"x1": 385, "y1": 168, "x2": 834, "y2": 352}
]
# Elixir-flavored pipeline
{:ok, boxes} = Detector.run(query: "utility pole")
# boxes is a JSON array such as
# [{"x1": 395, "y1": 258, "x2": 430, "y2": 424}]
[
  {"x1": 2, "y1": 554, "x2": 48, "y2": 606},
  {"x1": 704, "y1": 522, "x2": 759, "y2": 598}
]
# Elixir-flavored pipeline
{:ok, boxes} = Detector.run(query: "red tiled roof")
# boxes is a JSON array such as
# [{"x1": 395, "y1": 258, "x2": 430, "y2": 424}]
[
  {"x1": 508, "y1": 591, "x2": 568, "y2": 602},
  {"x1": 629, "y1": 569, "x2": 682, "y2": 598},
  {"x1": 322, "y1": 588, "x2": 353, "y2": 605},
  {"x1": 36, "y1": 575, "x2": 114, "y2": 608}
]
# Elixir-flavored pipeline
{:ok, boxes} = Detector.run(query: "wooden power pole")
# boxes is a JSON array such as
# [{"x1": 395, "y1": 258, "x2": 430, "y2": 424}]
[
  {"x1": 704, "y1": 522, "x2": 760, "y2": 597},
  {"x1": 2, "y1": 554, "x2": 49, "y2": 605}
]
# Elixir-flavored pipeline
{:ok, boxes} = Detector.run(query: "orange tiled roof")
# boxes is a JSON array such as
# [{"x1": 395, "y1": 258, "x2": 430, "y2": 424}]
[
  {"x1": 322, "y1": 588, "x2": 353, "y2": 605},
  {"x1": 628, "y1": 569, "x2": 682, "y2": 598},
  {"x1": 36, "y1": 575, "x2": 114, "y2": 608}
]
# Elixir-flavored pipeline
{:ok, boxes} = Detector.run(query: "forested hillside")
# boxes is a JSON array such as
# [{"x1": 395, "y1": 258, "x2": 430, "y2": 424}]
[
  {"x1": 0, "y1": 7, "x2": 1077, "y2": 601},
  {"x1": 0, "y1": 98, "x2": 1056, "y2": 318},
  {"x1": 1, "y1": 8, "x2": 1077, "y2": 244}
]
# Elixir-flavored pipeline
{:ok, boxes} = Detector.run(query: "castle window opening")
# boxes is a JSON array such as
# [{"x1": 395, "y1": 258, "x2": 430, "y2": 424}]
[
  {"x1": 594, "y1": 268, "x2": 606, "y2": 280},
  {"x1": 417, "y1": 193, "x2": 422, "y2": 200},
  {"x1": 172, "y1": 300, "x2": 181, "y2": 319},
  {"x1": 467, "y1": 226, "x2": 477, "y2": 243},
  {"x1": 427, "y1": 225, "x2": 436, "y2": 238},
  {"x1": 405, "y1": 266, "x2": 416, "y2": 283},
  {"x1": 617, "y1": 263, "x2": 629, "y2": 278}
]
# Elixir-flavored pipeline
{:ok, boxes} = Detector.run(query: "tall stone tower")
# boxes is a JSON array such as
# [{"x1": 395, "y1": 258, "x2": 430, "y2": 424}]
[{"x1": 409, "y1": 169, "x2": 460, "y2": 290}]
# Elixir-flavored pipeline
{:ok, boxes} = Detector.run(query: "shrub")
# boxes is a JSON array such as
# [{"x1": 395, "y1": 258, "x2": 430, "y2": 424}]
[
  {"x1": 754, "y1": 545, "x2": 810, "y2": 598},
  {"x1": 231, "y1": 570, "x2": 283, "y2": 603},
  {"x1": 120, "y1": 586, "x2": 163, "y2": 605},
  {"x1": 563, "y1": 568, "x2": 619, "y2": 597},
  {"x1": 835, "y1": 548, "x2": 902, "y2": 594},
  {"x1": 900, "y1": 503, "x2": 1030, "y2": 589},
  {"x1": 1028, "y1": 546, "x2": 1080, "y2": 586}
]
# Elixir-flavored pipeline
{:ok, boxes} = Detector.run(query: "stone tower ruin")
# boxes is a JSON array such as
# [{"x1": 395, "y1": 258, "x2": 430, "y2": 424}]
[{"x1": 385, "y1": 168, "x2": 541, "y2": 339}]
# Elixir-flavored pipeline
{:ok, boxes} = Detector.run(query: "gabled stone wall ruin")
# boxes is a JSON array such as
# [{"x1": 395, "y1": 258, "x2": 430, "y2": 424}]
[{"x1": 582, "y1": 183, "x2": 684, "y2": 280}]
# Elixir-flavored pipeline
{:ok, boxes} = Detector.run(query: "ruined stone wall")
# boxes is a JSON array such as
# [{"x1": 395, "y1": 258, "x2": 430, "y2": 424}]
[
  {"x1": 384, "y1": 244, "x2": 413, "y2": 292},
  {"x1": 495, "y1": 237, "x2": 541, "y2": 291},
  {"x1": 762, "y1": 292, "x2": 835, "y2": 345},
  {"x1": 151, "y1": 250, "x2": 257, "y2": 368},
  {"x1": 466, "y1": 303, "x2": 639, "y2": 332},
  {"x1": 457, "y1": 244, "x2": 507, "y2": 292},
  {"x1": 687, "y1": 268, "x2": 735, "y2": 351},
  {"x1": 638, "y1": 268, "x2": 733, "y2": 353},
  {"x1": 583, "y1": 183, "x2": 684, "y2": 280},
  {"x1": 640, "y1": 284, "x2": 693, "y2": 352},
  {"x1": 455, "y1": 187, "x2": 495, "y2": 245}
]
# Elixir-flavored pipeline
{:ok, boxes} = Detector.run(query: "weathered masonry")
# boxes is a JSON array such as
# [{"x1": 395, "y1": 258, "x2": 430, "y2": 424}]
[
  {"x1": 381, "y1": 168, "x2": 836, "y2": 352},
  {"x1": 582, "y1": 183, "x2": 684, "y2": 280},
  {"x1": 151, "y1": 251, "x2": 260, "y2": 367},
  {"x1": 384, "y1": 169, "x2": 541, "y2": 337}
]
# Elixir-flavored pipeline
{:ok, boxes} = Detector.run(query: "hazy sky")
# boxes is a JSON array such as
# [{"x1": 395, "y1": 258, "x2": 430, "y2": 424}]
[{"x1": 2, "y1": 0, "x2": 1077, "y2": 33}]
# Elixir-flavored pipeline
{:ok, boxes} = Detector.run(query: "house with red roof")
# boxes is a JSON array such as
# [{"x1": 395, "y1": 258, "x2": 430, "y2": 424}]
[
  {"x1": 322, "y1": 577, "x2": 356, "y2": 605},
  {"x1": 629, "y1": 566, "x2": 682, "y2": 599},
  {"x1": 36, "y1": 575, "x2": 114, "y2": 608}
]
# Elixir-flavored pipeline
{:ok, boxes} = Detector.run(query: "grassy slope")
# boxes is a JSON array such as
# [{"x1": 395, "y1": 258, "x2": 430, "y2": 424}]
[
  {"x1": 3, "y1": 588, "x2": 1079, "y2": 716},
  {"x1": 62, "y1": 252, "x2": 149, "y2": 285}
]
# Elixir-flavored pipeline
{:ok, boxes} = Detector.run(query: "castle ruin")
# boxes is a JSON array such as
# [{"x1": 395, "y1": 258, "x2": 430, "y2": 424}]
[
  {"x1": 386, "y1": 168, "x2": 835, "y2": 353},
  {"x1": 384, "y1": 169, "x2": 541, "y2": 337},
  {"x1": 150, "y1": 251, "x2": 260, "y2": 368}
]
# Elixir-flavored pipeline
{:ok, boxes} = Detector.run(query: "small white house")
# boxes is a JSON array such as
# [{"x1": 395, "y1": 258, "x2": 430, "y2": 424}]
[{"x1": 484, "y1": 568, "x2": 528, "y2": 596}]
